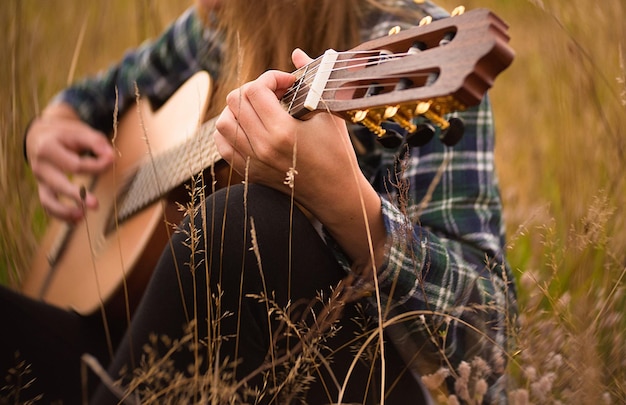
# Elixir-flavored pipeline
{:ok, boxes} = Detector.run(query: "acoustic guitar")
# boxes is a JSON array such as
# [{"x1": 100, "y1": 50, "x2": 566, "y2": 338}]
[{"x1": 21, "y1": 8, "x2": 514, "y2": 318}]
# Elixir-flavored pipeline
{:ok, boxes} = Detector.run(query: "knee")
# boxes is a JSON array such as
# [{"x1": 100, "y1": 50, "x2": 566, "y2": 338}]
[{"x1": 196, "y1": 183, "x2": 301, "y2": 232}]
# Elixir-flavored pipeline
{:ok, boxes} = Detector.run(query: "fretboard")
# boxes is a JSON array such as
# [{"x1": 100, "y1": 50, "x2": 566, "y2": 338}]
[{"x1": 112, "y1": 117, "x2": 219, "y2": 227}]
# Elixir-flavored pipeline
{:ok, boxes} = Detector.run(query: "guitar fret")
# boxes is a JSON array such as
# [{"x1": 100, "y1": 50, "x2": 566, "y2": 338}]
[{"x1": 114, "y1": 118, "x2": 219, "y2": 225}]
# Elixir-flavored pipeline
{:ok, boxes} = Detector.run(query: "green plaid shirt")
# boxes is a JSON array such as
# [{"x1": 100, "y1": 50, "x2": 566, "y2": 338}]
[{"x1": 54, "y1": 1, "x2": 517, "y2": 400}]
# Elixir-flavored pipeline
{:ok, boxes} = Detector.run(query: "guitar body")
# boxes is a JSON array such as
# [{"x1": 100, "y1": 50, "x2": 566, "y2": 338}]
[{"x1": 22, "y1": 71, "x2": 212, "y2": 318}]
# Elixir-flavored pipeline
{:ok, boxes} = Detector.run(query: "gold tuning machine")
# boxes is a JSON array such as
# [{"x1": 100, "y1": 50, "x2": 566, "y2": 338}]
[
  {"x1": 350, "y1": 97, "x2": 467, "y2": 148},
  {"x1": 451, "y1": 6, "x2": 466, "y2": 17},
  {"x1": 414, "y1": 100, "x2": 467, "y2": 146},
  {"x1": 415, "y1": 101, "x2": 450, "y2": 131},
  {"x1": 350, "y1": 109, "x2": 386, "y2": 137},
  {"x1": 388, "y1": 25, "x2": 401, "y2": 36},
  {"x1": 384, "y1": 105, "x2": 417, "y2": 133},
  {"x1": 418, "y1": 16, "x2": 433, "y2": 26}
]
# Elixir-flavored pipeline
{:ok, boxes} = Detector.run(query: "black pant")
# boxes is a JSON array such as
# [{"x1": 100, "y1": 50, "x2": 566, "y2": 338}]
[{"x1": 2, "y1": 184, "x2": 429, "y2": 404}]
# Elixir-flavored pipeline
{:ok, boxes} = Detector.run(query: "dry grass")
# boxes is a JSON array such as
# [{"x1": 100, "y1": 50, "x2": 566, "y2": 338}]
[{"x1": 1, "y1": 0, "x2": 625, "y2": 403}]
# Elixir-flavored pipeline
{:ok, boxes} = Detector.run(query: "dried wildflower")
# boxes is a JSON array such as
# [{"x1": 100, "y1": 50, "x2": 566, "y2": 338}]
[
  {"x1": 447, "y1": 394, "x2": 461, "y2": 405},
  {"x1": 520, "y1": 270, "x2": 538, "y2": 292},
  {"x1": 508, "y1": 389, "x2": 529, "y2": 405},
  {"x1": 458, "y1": 360, "x2": 471, "y2": 381},
  {"x1": 530, "y1": 372, "x2": 556, "y2": 402},
  {"x1": 491, "y1": 347, "x2": 506, "y2": 375},
  {"x1": 0, "y1": 352, "x2": 43, "y2": 404},
  {"x1": 546, "y1": 352, "x2": 563, "y2": 371},
  {"x1": 474, "y1": 378, "x2": 488, "y2": 402},
  {"x1": 471, "y1": 356, "x2": 491, "y2": 379},
  {"x1": 421, "y1": 367, "x2": 450, "y2": 391},
  {"x1": 284, "y1": 167, "x2": 298, "y2": 189},
  {"x1": 523, "y1": 366, "x2": 537, "y2": 382},
  {"x1": 454, "y1": 361, "x2": 471, "y2": 402},
  {"x1": 617, "y1": 45, "x2": 625, "y2": 105}
]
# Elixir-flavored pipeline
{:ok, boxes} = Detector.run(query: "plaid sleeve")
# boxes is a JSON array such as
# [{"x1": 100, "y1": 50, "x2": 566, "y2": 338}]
[
  {"x1": 351, "y1": 3, "x2": 517, "y2": 397},
  {"x1": 357, "y1": 97, "x2": 517, "y2": 399},
  {"x1": 50, "y1": 6, "x2": 222, "y2": 134}
]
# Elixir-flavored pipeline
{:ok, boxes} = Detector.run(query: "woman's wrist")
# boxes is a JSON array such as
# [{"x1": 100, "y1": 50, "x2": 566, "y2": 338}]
[{"x1": 304, "y1": 173, "x2": 387, "y2": 272}]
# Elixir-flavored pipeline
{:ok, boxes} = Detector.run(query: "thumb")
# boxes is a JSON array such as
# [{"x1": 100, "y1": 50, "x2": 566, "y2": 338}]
[{"x1": 291, "y1": 48, "x2": 314, "y2": 69}]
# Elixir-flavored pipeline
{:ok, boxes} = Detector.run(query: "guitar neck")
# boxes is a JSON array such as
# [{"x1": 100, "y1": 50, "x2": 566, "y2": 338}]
[
  {"x1": 114, "y1": 7, "x2": 513, "y2": 226},
  {"x1": 113, "y1": 118, "x2": 219, "y2": 226},
  {"x1": 114, "y1": 53, "x2": 333, "y2": 224}
]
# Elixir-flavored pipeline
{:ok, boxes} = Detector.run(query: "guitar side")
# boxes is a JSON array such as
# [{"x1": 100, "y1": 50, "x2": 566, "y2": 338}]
[{"x1": 21, "y1": 72, "x2": 212, "y2": 317}]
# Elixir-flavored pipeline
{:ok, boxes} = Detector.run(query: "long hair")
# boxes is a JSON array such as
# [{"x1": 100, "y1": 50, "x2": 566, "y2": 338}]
[
  {"x1": 202, "y1": 0, "x2": 430, "y2": 118},
  {"x1": 205, "y1": 0, "x2": 363, "y2": 117}
]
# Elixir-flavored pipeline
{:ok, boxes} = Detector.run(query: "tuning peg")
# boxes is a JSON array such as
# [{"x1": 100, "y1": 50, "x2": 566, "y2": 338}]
[
  {"x1": 350, "y1": 109, "x2": 386, "y2": 137},
  {"x1": 406, "y1": 123, "x2": 436, "y2": 147},
  {"x1": 414, "y1": 101, "x2": 466, "y2": 146},
  {"x1": 415, "y1": 101, "x2": 450, "y2": 131},
  {"x1": 419, "y1": 15, "x2": 433, "y2": 26},
  {"x1": 409, "y1": 41, "x2": 427, "y2": 54},
  {"x1": 388, "y1": 25, "x2": 401, "y2": 36},
  {"x1": 439, "y1": 32, "x2": 455, "y2": 46},
  {"x1": 415, "y1": 101, "x2": 432, "y2": 115},
  {"x1": 451, "y1": 6, "x2": 466, "y2": 17},
  {"x1": 385, "y1": 105, "x2": 417, "y2": 133},
  {"x1": 377, "y1": 128, "x2": 404, "y2": 148},
  {"x1": 364, "y1": 83, "x2": 384, "y2": 98},
  {"x1": 440, "y1": 117, "x2": 465, "y2": 146}
]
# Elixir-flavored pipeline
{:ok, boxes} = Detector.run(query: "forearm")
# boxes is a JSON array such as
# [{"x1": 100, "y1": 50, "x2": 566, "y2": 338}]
[
  {"x1": 364, "y1": 197, "x2": 515, "y2": 370},
  {"x1": 303, "y1": 170, "x2": 388, "y2": 275}
]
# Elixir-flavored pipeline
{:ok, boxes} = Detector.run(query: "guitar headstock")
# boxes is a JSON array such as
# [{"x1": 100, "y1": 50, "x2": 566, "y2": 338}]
[{"x1": 281, "y1": 7, "x2": 514, "y2": 147}]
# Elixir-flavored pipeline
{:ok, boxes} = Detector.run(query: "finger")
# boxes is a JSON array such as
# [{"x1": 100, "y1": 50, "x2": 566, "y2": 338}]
[
  {"x1": 215, "y1": 105, "x2": 255, "y2": 156},
  {"x1": 225, "y1": 85, "x2": 260, "y2": 130},
  {"x1": 292, "y1": 48, "x2": 314, "y2": 69},
  {"x1": 244, "y1": 71, "x2": 297, "y2": 132},
  {"x1": 34, "y1": 136, "x2": 113, "y2": 179},
  {"x1": 35, "y1": 161, "x2": 94, "y2": 208},
  {"x1": 29, "y1": 119, "x2": 114, "y2": 175},
  {"x1": 38, "y1": 185, "x2": 85, "y2": 222},
  {"x1": 213, "y1": 129, "x2": 249, "y2": 175},
  {"x1": 60, "y1": 132, "x2": 115, "y2": 174},
  {"x1": 214, "y1": 113, "x2": 237, "y2": 162}
]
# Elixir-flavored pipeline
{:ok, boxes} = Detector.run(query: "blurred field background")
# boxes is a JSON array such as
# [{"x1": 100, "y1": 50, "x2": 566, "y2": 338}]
[{"x1": 1, "y1": 0, "x2": 624, "y2": 402}]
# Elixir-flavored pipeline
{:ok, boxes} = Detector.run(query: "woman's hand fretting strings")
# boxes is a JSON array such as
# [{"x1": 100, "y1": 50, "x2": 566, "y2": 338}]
[{"x1": 214, "y1": 48, "x2": 387, "y2": 275}]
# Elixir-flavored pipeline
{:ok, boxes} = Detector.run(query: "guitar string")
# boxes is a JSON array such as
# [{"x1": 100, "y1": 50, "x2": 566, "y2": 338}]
[
  {"x1": 284, "y1": 76, "x2": 434, "y2": 116},
  {"x1": 282, "y1": 50, "x2": 432, "y2": 113},
  {"x1": 284, "y1": 74, "x2": 435, "y2": 115},
  {"x1": 116, "y1": 121, "x2": 217, "y2": 222},
  {"x1": 284, "y1": 50, "x2": 417, "y2": 97},
  {"x1": 119, "y1": 51, "x2": 431, "y2": 218},
  {"x1": 288, "y1": 49, "x2": 418, "y2": 82}
]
